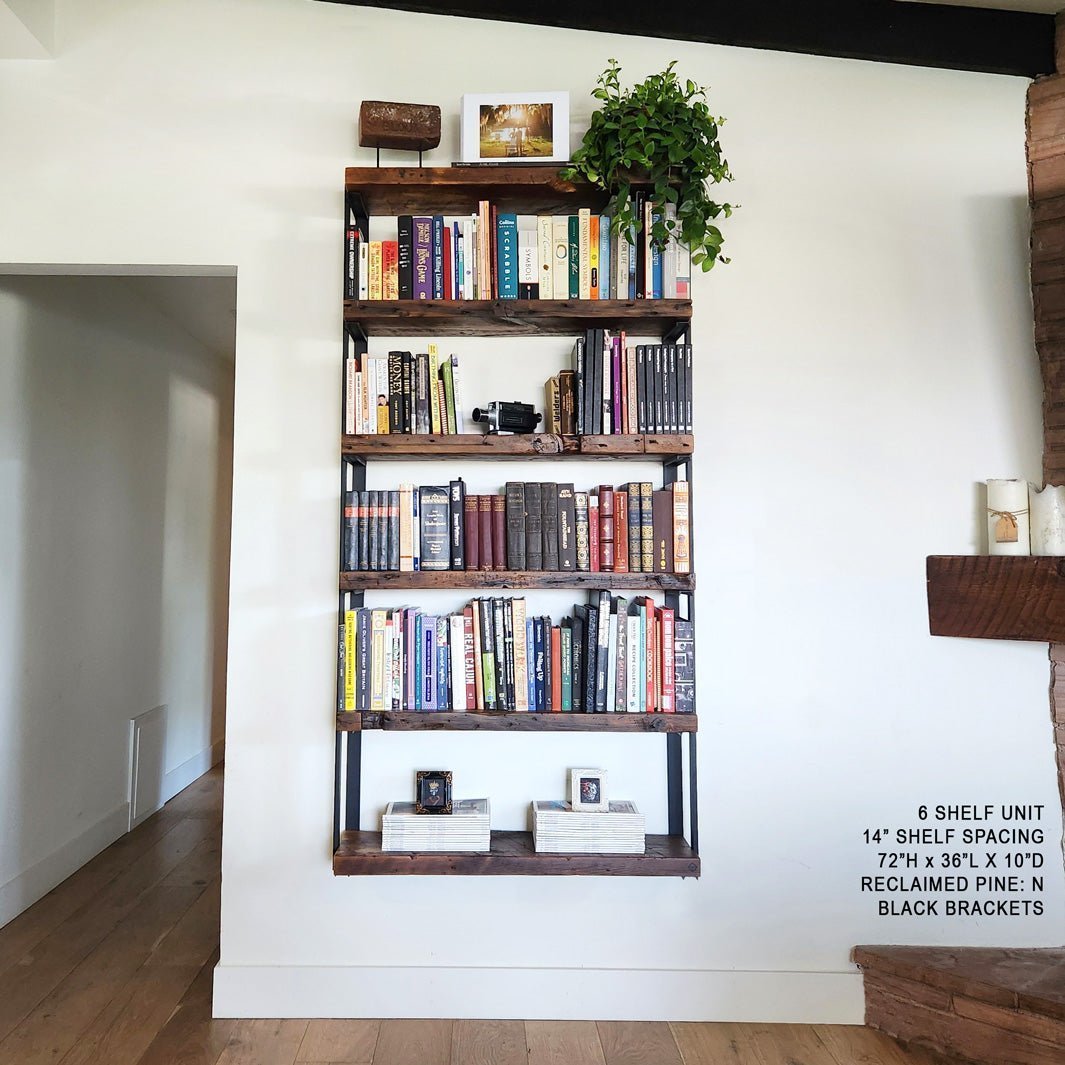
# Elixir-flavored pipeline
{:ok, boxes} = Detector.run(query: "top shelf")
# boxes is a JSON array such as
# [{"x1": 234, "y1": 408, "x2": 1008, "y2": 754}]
[{"x1": 345, "y1": 166, "x2": 608, "y2": 216}]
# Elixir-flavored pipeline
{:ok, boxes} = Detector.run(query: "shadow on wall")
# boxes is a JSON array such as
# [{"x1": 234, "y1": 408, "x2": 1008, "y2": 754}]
[{"x1": 0, "y1": 270, "x2": 235, "y2": 927}]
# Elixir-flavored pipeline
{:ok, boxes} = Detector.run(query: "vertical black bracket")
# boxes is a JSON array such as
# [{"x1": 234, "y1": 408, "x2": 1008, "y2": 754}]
[{"x1": 345, "y1": 730, "x2": 362, "y2": 832}]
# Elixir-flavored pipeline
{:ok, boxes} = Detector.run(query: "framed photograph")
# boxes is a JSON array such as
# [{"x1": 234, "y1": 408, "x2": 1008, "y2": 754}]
[
  {"x1": 569, "y1": 768, "x2": 608, "y2": 813},
  {"x1": 460, "y1": 92, "x2": 569, "y2": 164},
  {"x1": 415, "y1": 770, "x2": 453, "y2": 814}
]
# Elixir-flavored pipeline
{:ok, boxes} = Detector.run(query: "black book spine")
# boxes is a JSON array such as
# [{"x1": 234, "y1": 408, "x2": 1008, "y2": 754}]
[
  {"x1": 675, "y1": 619, "x2": 695, "y2": 713},
  {"x1": 581, "y1": 330, "x2": 595, "y2": 438},
  {"x1": 584, "y1": 606, "x2": 598, "y2": 715},
  {"x1": 541, "y1": 482, "x2": 559, "y2": 571},
  {"x1": 492, "y1": 598, "x2": 508, "y2": 710},
  {"x1": 668, "y1": 344, "x2": 678, "y2": 433},
  {"x1": 401, "y1": 352, "x2": 413, "y2": 433},
  {"x1": 634, "y1": 189, "x2": 647, "y2": 298},
  {"x1": 388, "y1": 351, "x2": 404, "y2": 434},
  {"x1": 533, "y1": 616, "x2": 546, "y2": 711},
  {"x1": 557, "y1": 484, "x2": 577, "y2": 571},
  {"x1": 676, "y1": 343, "x2": 686, "y2": 436},
  {"x1": 345, "y1": 207, "x2": 362, "y2": 301},
  {"x1": 525, "y1": 482, "x2": 542, "y2": 571},
  {"x1": 418, "y1": 486, "x2": 451, "y2": 571},
  {"x1": 590, "y1": 329, "x2": 603, "y2": 435},
  {"x1": 685, "y1": 344, "x2": 693, "y2": 432},
  {"x1": 378, "y1": 491, "x2": 388, "y2": 571},
  {"x1": 478, "y1": 598, "x2": 496, "y2": 709},
  {"x1": 415, "y1": 353, "x2": 430, "y2": 434},
  {"x1": 571, "y1": 608, "x2": 585, "y2": 713},
  {"x1": 505, "y1": 482, "x2": 526, "y2": 570},
  {"x1": 367, "y1": 491, "x2": 380, "y2": 571},
  {"x1": 397, "y1": 215, "x2": 414, "y2": 299},
  {"x1": 653, "y1": 344, "x2": 664, "y2": 434},
  {"x1": 449, "y1": 479, "x2": 465, "y2": 571},
  {"x1": 388, "y1": 490, "x2": 400, "y2": 570},
  {"x1": 343, "y1": 490, "x2": 358, "y2": 571},
  {"x1": 573, "y1": 336, "x2": 586, "y2": 436},
  {"x1": 503, "y1": 600, "x2": 516, "y2": 711},
  {"x1": 358, "y1": 491, "x2": 370, "y2": 571}
]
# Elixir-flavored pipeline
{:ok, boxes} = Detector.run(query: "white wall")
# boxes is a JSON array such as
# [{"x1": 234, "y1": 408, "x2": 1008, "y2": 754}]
[
  {"x1": 0, "y1": 274, "x2": 233, "y2": 925},
  {"x1": 0, "y1": 0, "x2": 1060, "y2": 1022}
]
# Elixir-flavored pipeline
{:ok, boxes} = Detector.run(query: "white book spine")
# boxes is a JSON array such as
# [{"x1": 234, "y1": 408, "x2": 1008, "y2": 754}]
[
  {"x1": 399, "y1": 483, "x2": 413, "y2": 572},
  {"x1": 551, "y1": 217, "x2": 569, "y2": 299},
  {"x1": 463, "y1": 217, "x2": 475, "y2": 300},
  {"x1": 643, "y1": 201, "x2": 654, "y2": 300},
  {"x1": 578, "y1": 208, "x2": 591, "y2": 300},
  {"x1": 411, "y1": 490, "x2": 420, "y2": 570},
  {"x1": 537, "y1": 216, "x2": 553, "y2": 300},
  {"x1": 627, "y1": 615, "x2": 640, "y2": 712},
  {"x1": 450, "y1": 355, "x2": 467, "y2": 433},
  {"x1": 601, "y1": 333, "x2": 612, "y2": 435},
  {"x1": 663, "y1": 204, "x2": 678, "y2": 299},
  {"x1": 450, "y1": 614, "x2": 467, "y2": 710},
  {"x1": 512, "y1": 598, "x2": 528, "y2": 711},
  {"x1": 344, "y1": 357, "x2": 356, "y2": 434},
  {"x1": 518, "y1": 231, "x2": 537, "y2": 291},
  {"x1": 354, "y1": 371, "x2": 364, "y2": 434},
  {"x1": 373, "y1": 355, "x2": 387, "y2": 433},
  {"x1": 358, "y1": 242, "x2": 369, "y2": 300}
]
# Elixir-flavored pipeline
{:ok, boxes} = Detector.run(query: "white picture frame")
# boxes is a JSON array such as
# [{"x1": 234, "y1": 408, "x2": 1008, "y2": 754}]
[
  {"x1": 569, "y1": 768, "x2": 608, "y2": 812},
  {"x1": 460, "y1": 91, "x2": 570, "y2": 164}
]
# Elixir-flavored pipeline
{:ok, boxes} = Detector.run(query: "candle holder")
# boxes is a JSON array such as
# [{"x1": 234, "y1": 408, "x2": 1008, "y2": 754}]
[
  {"x1": 985, "y1": 479, "x2": 1030, "y2": 555},
  {"x1": 1030, "y1": 484, "x2": 1065, "y2": 555}
]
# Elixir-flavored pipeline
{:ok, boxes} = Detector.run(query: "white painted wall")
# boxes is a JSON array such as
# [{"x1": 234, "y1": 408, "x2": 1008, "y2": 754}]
[
  {"x1": 0, "y1": 274, "x2": 232, "y2": 926},
  {"x1": 0, "y1": 0, "x2": 1060, "y2": 1022}
]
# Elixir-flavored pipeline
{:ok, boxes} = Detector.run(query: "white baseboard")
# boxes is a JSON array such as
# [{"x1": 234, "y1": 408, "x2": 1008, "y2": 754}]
[
  {"x1": 163, "y1": 738, "x2": 225, "y2": 803},
  {"x1": 0, "y1": 801, "x2": 129, "y2": 929},
  {"x1": 212, "y1": 965, "x2": 864, "y2": 1023}
]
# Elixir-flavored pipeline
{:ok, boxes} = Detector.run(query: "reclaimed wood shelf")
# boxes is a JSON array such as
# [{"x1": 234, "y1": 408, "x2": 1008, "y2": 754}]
[
  {"x1": 342, "y1": 432, "x2": 694, "y2": 462},
  {"x1": 333, "y1": 830, "x2": 701, "y2": 877},
  {"x1": 340, "y1": 570, "x2": 695, "y2": 592},
  {"x1": 337, "y1": 710, "x2": 698, "y2": 733},
  {"x1": 927, "y1": 555, "x2": 1065, "y2": 642},
  {"x1": 343, "y1": 299, "x2": 692, "y2": 337},
  {"x1": 344, "y1": 165, "x2": 608, "y2": 216}
]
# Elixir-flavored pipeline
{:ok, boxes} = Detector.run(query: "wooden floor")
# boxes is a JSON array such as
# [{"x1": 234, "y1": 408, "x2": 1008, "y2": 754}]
[{"x1": 0, "y1": 766, "x2": 946, "y2": 1065}]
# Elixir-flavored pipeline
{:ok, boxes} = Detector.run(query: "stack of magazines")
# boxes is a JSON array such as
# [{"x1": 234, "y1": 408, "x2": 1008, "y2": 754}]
[
  {"x1": 531, "y1": 799, "x2": 645, "y2": 854},
  {"x1": 381, "y1": 798, "x2": 490, "y2": 852}
]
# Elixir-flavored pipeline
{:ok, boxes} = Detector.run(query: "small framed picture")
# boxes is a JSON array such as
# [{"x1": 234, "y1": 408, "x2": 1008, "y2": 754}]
[
  {"x1": 460, "y1": 92, "x2": 569, "y2": 164},
  {"x1": 415, "y1": 770, "x2": 453, "y2": 814},
  {"x1": 569, "y1": 768, "x2": 608, "y2": 812}
]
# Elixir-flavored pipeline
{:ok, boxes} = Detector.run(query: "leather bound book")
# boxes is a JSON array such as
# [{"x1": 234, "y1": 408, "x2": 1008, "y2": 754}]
[
  {"x1": 557, "y1": 484, "x2": 577, "y2": 571},
  {"x1": 358, "y1": 491, "x2": 370, "y2": 572},
  {"x1": 588, "y1": 495, "x2": 600, "y2": 573},
  {"x1": 367, "y1": 491, "x2": 380, "y2": 572},
  {"x1": 449, "y1": 479, "x2": 465, "y2": 571},
  {"x1": 652, "y1": 488, "x2": 674, "y2": 573},
  {"x1": 614, "y1": 491, "x2": 628, "y2": 573},
  {"x1": 388, "y1": 490, "x2": 400, "y2": 570},
  {"x1": 541, "y1": 482, "x2": 559, "y2": 571},
  {"x1": 491, "y1": 494, "x2": 506, "y2": 572},
  {"x1": 559, "y1": 370, "x2": 577, "y2": 436},
  {"x1": 464, "y1": 494, "x2": 480, "y2": 571},
  {"x1": 525, "y1": 482, "x2": 542, "y2": 571},
  {"x1": 478, "y1": 494, "x2": 493, "y2": 571},
  {"x1": 418, "y1": 486, "x2": 451, "y2": 571},
  {"x1": 597, "y1": 486, "x2": 615, "y2": 572},
  {"x1": 505, "y1": 482, "x2": 526, "y2": 570},
  {"x1": 343, "y1": 491, "x2": 358, "y2": 571},
  {"x1": 639, "y1": 482, "x2": 654, "y2": 573},
  {"x1": 672, "y1": 480, "x2": 690, "y2": 575},
  {"x1": 574, "y1": 492, "x2": 590, "y2": 572},
  {"x1": 626, "y1": 483, "x2": 642, "y2": 573}
]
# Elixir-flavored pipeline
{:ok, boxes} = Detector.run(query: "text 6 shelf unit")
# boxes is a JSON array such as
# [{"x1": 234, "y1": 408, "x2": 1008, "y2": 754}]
[{"x1": 333, "y1": 165, "x2": 699, "y2": 878}]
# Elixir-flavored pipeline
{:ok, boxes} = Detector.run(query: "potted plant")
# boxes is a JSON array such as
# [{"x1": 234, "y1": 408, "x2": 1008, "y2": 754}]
[{"x1": 561, "y1": 59, "x2": 734, "y2": 271}]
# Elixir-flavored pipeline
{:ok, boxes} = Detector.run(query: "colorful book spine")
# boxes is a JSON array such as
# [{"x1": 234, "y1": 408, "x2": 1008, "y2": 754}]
[
  {"x1": 496, "y1": 213, "x2": 519, "y2": 299},
  {"x1": 413, "y1": 217, "x2": 432, "y2": 300}
]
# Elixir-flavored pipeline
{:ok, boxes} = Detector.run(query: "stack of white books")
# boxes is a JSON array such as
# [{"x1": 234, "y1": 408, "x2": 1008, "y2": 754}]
[
  {"x1": 531, "y1": 800, "x2": 645, "y2": 854},
  {"x1": 381, "y1": 798, "x2": 490, "y2": 852}
]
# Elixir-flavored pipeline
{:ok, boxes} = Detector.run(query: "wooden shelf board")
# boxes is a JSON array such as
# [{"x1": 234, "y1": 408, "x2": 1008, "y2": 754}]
[
  {"x1": 342, "y1": 433, "x2": 694, "y2": 461},
  {"x1": 339, "y1": 570, "x2": 695, "y2": 592},
  {"x1": 343, "y1": 299, "x2": 692, "y2": 337},
  {"x1": 337, "y1": 710, "x2": 697, "y2": 733},
  {"x1": 333, "y1": 830, "x2": 700, "y2": 877},
  {"x1": 345, "y1": 166, "x2": 609, "y2": 216},
  {"x1": 927, "y1": 554, "x2": 1065, "y2": 642}
]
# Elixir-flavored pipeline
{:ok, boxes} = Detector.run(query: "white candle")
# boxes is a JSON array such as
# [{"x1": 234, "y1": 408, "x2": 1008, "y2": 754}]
[
  {"x1": 1030, "y1": 484, "x2": 1065, "y2": 555},
  {"x1": 986, "y1": 479, "x2": 1030, "y2": 555}
]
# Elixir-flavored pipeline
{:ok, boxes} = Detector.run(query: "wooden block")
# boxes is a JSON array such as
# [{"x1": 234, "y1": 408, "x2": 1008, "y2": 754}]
[
  {"x1": 359, "y1": 101, "x2": 441, "y2": 152},
  {"x1": 952, "y1": 994, "x2": 1065, "y2": 1047},
  {"x1": 865, "y1": 972, "x2": 953, "y2": 1013}
]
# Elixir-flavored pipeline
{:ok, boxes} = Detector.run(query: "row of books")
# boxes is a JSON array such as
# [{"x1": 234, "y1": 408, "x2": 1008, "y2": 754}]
[
  {"x1": 344, "y1": 199, "x2": 690, "y2": 302},
  {"x1": 338, "y1": 593, "x2": 695, "y2": 715},
  {"x1": 545, "y1": 333, "x2": 693, "y2": 436},
  {"x1": 343, "y1": 345, "x2": 468, "y2": 436},
  {"x1": 341, "y1": 480, "x2": 691, "y2": 574}
]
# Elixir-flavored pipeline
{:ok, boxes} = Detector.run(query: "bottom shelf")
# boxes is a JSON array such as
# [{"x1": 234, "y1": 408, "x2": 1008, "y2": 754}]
[{"x1": 333, "y1": 830, "x2": 700, "y2": 878}]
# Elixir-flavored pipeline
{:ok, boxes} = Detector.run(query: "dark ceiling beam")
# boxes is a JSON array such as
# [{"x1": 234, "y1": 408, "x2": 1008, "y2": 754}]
[{"x1": 321, "y1": 0, "x2": 1055, "y2": 78}]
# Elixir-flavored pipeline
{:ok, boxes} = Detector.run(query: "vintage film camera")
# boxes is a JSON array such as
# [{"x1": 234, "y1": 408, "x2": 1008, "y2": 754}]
[{"x1": 471, "y1": 401, "x2": 542, "y2": 435}]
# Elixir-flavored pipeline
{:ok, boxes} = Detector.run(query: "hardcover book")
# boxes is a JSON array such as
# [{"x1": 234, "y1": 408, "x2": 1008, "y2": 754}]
[
  {"x1": 419, "y1": 486, "x2": 451, "y2": 571},
  {"x1": 674, "y1": 620, "x2": 695, "y2": 714},
  {"x1": 505, "y1": 482, "x2": 527, "y2": 570},
  {"x1": 397, "y1": 215, "x2": 413, "y2": 299},
  {"x1": 491, "y1": 494, "x2": 506, "y2": 572},
  {"x1": 652, "y1": 488, "x2": 674, "y2": 573},
  {"x1": 541, "y1": 482, "x2": 559, "y2": 571},
  {"x1": 525, "y1": 482, "x2": 543, "y2": 571},
  {"x1": 496, "y1": 213, "x2": 519, "y2": 299},
  {"x1": 449, "y1": 479, "x2": 466, "y2": 571},
  {"x1": 557, "y1": 483, "x2": 577, "y2": 571},
  {"x1": 412, "y1": 217, "x2": 432, "y2": 300}
]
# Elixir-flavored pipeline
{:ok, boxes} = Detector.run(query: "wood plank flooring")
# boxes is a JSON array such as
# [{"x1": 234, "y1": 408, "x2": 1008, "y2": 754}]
[{"x1": 0, "y1": 766, "x2": 947, "y2": 1065}]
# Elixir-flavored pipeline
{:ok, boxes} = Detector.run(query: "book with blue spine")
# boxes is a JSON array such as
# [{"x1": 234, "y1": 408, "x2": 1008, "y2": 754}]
[
  {"x1": 423, "y1": 616, "x2": 437, "y2": 710},
  {"x1": 526, "y1": 617, "x2": 536, "y2": 711},
  {"x1": 432, "y1": 216, "x2": 445, "y2": 299},
  {"x1": 454, "y1": 221, "x2": 463, "y2": 299},
  {"x1": 436, "y1": 617, "x2": 449, "y2": 709},
  {"x1": 414, "y1": 613, "x2": 424, "y2": 709},
  {"x1": 650, "y1": 208, "x2": 663, "y2": 299},
  {"x1": 561, "y1": 621, "x2": 572, "y2": 711},
  {"x1": 533, "y1": 617, "x2": 546, "y2": 711},
  {"x1": 496, "y1": 213, "x2": 519, "y2": 299}
]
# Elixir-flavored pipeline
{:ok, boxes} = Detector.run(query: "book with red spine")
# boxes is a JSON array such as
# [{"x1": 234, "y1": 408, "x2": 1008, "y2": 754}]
[
  {"x1": 491, "y1": 494, "x2": 506, "y2": 572},
  {"x1": 598, "y1": 485, "x2": 615, "y2": 572},
  {"x1": 644, "y1": 598, "x2": 656, "y2": 712},
  {"x1": 478, "y1": 495, "x2": 493, "y2": 571},
  {"x1": 382, "y1": 240, "x2": 399, "y2": 300},
  {"x1": 588, "y1": 494, "x2": 600, "y2": 573},
  {"x1": 463, "y1": 607, "x2": 477, "y2": 709},
  {"x1": 442, "y1": 226, "x2": 453, "y2": 300},
  {"x1": 660, "y1": 607, "x2": 676, "y2": 712},
  {"x1": 612, "y1": 337, "x2": 623, "y2": 434}
]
